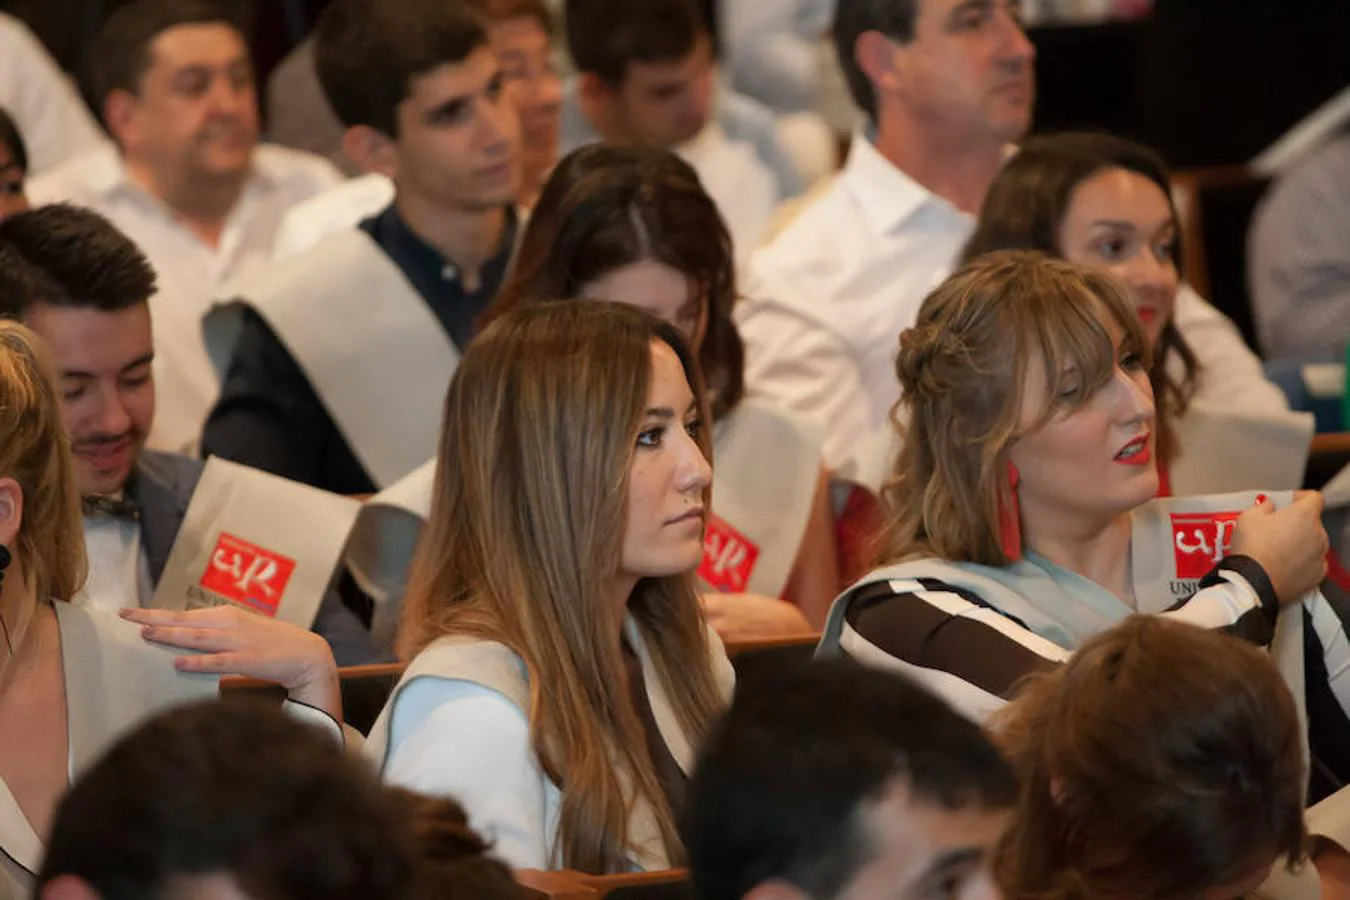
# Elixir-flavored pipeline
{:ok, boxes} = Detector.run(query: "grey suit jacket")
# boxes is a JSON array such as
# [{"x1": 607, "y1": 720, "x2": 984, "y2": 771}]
[{"x1": 123, "y1": 450, "x2": 383, "y2": 665}]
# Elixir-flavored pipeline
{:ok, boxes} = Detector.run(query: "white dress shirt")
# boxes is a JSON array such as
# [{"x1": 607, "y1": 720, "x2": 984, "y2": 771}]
[
  {"x1": 740, "y1": 135, "x2": 1286, "y2": 478},
  {"x1": 28, "y1": 144, "x2": 342, "y2": 453},
  {"x1": 738, "y1": 135, "x2": 973, "y2": 476},
  {"x1": 272, "y1": 172, "x2": 394, "y2": 260},
  {"x1": 74, "y1": 514, "x2": 152, "y2": 613},
  {"x1": 0, "y1": 13, "x2": 109, "y2": 176}
]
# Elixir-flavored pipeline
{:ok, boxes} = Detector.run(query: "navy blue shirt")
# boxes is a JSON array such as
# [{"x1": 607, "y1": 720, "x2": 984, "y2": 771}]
[{"x1": 201, "y1": 204, "x2": 518, "y2": 495}]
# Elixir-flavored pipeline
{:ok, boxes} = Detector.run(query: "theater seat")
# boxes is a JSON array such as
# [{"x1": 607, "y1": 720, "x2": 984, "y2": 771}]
[{"x1": 517, "y1": 868, "x2": 692, "y2": 899}]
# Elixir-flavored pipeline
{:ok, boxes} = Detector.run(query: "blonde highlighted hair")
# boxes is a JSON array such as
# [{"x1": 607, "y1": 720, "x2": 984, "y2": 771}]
[
  {"x1": 398, "y1": 300, "x2": 724, "y2": 873},
  {"x1": 994, "y1": 616, "x2": 1306, "y2": 900},
  {"x1": 0, "y1": 321, "x2": 86, "y2": 602},
  {"x1": 880, "y1": 250, "x2": 1150, "y2": 567}
]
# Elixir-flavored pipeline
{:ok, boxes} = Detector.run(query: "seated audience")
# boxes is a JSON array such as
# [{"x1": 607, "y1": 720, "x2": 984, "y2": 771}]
[
  {"x1": 0, "y1": 204, "x2": 378, "y2": 664},
  {"x1": 27, "y1": 0, "x2": 340, "y2": 454},
  {"x1": 995, "y1": 616, "x2": 1327, "y2": 900},
  {"x1": 203, "y1": 0, "x2": 520, "y2": 496},
  {"x1": 1249, "y1": 128, "x2": 1350, "y2": 363},
  {"x1": 561, "y1": 0, "x2": 801, "y2": 260},
  {"x1": 0, "y1": 320, "x2": 341, "y2": 899},
  {"x1": 0, "y1": 108, "x2": 29, "y2": 224},
  {"x1": 816, "y1": 252, "x2": 1350, "y2": 789},
  {"x1": 488, "y1": 143, "x2": 837, "y2": 628},
  {"x1": 961, "y1": 132, "x2": 1293, "y2": 491},
  {"x1": 684, "y1": 658, "x2": 1014, "y2": 900},
  {"x1": 0, "y1": 12, "x2": 107, "y2": 177},
  {"x1": 34, "y1": 701, "x2": 415, "y2": 900},
  {"x1": 271, "y1": 0, "x2": 563, "y2": 260},
  {"x1": 366, "y1": 301, "x2": 734, "y2": 873}
]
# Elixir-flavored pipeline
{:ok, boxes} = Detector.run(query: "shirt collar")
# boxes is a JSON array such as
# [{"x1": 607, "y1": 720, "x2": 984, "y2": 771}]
[
  {"x1": 841, "y1": 131, "x2": 971, "y2": 236},
  {"x1": 371, "y1": 202, "x2": 520, "y2": 284}
]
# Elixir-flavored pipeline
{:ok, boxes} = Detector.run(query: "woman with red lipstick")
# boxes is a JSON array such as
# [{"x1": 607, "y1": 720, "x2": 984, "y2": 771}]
[
  {"x1": 367, "y1": 301, "x2": 732, "y2": 874},
  {"x1": 818, "y1": 253, "x2": 1350, "y2": 817},
  {"x1": 961, "y1": 131, "x2": 1293, "y2": 493}
]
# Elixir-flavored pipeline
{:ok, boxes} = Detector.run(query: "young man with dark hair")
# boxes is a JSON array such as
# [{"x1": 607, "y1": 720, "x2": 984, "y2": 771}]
[
  {"x1": 684, "y1": 659, "x2": 1014, "y2": 900},
  {"x1": 0, "y1": 204, "x2": 378, "y2": 664},
  {"x1": 270, "y1": 0, "x2": 560, "y2": 257},
  {"x1": 202, "y1": 0, "x2": 519, "y2": 497},
  {"x1": 27, "y1": 0, "x2": 340, "y2": 456},
  {"x1": 35, "y1": 701, "x2": 414, "y2": 900},
  {"x1": 560, "y1": 0, "x2": 800, "y2": 260}
]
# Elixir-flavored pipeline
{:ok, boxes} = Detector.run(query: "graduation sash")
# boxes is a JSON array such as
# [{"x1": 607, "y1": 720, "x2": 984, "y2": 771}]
[
  {"x1": 150, "y1": 458, "x2": 360, "y2": 629},
  {"x1": 204, "y1": 228, "x2": 458, "y2": 489}
]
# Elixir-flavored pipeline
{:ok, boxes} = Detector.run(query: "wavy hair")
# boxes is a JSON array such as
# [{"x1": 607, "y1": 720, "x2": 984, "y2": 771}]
[{"x1": 881, "y1": 251, "x2": 1149, "y2": 567}]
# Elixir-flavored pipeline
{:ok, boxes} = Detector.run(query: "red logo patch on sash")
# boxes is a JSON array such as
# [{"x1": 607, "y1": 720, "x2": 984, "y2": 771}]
[
  {"x1": 699, "y1": 514, "x2": 760, "y2": 593},
  {"x1": 198, "y1": 533, "x2": 296, "y2": 617},
  {"x1": 1170, "y1": 512, "x2": 1243, "y2": 579}
]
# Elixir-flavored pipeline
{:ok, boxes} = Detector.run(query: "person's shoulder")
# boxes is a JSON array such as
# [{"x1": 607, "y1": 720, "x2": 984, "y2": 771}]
[
  {"x1": 253, "y1": 144, "x2": 343, "y2": 192},
  {"x1": 25, "y1": 144, "x2": 120, "y2": 204}
]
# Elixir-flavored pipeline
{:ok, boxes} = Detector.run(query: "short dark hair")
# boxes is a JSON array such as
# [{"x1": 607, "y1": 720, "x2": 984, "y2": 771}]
[
  {"x1": 0, "y1": 105, "x2": 29, "y2": 175},
  {"x1": 684, "y1": 659, "x2": 1017, "y2": 900},
  {"x1": 833, "y1": 0, "x2": 919, "y2": 121},
  {"x1": 565, "y1": 0, "x2": 707, "y2": 85},
  {"x1": 0, "y1": 204, "x2": 157, "y2": 318},
  {"x1": 36, "y1": 701, "x2": 415, "y2": 899},
  {"x1": 314, "y1": 0, "x2": 490, "y2": 137},
  {"x1": 90, "y1": 0, "x2": 244, "y2": 104},
  {"x1": 487, "y1": 143, "x2": 744, "y2": 421}
]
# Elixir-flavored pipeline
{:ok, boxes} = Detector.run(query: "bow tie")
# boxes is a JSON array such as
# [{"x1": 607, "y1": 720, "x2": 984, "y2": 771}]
[{"x1": 82, "y1": 495, "x2": 141, "y2": 522}]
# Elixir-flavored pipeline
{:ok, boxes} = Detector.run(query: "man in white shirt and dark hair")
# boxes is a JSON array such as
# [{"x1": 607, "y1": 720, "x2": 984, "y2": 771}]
[
  {"x1": 560, "y1": 0, "x2": 802, "y2": 261},
  {"x1": 26, "y1": 0, "x2": 341, "y2": 456},
  {"x1": 0, "y1": 12, "x2": 109, "y2": 177},
  {"x1": 0, "y1": 203, "x2": 378, "y2": 665},
  {"x1": 737, "y1": 0, "x2": 1035, "y2": 479}
]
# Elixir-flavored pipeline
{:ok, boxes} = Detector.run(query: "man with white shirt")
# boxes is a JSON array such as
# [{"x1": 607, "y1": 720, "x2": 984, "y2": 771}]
[
  {"x1": 26, "y1": 0, "x2": 341, "y2": 455},
  {"x1": 202, "y1": 0, "x2": 520, "y2": 497},
  {"x1": 0, "y1": 204, "x2": 377, "y2": 664},
  {"x1": 738, "y1": 0, "x2": 1035, "y2": 479},
  {"x1": 560, "y1": 0, "x2": 801, "y2": 259}
]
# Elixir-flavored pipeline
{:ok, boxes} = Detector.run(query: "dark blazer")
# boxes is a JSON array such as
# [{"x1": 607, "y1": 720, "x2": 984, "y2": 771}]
[{"x1": 122, "y1": 449, "x2": 384, "y2": 665}]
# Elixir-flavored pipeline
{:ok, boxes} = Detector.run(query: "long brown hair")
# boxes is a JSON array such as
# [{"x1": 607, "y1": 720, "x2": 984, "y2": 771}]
[
  {"x1": 961, "y1": 131, "x2": 1199, "y2": 465},
  {"x1": 994, "y1": 616, "x2": 1307, "y2": 900},
  {"x1": 0, "y1": 320, "x2": 86, "y2": 602},
  {"x1": 486, "y1": 143, "x2": 744, "y2": 420},
  {"x1": 881, "y1": 251, "x2": 1150, "y2": 567},
  {"x1": 399, "y1": 300, "x2": 725, "y2": 873}
]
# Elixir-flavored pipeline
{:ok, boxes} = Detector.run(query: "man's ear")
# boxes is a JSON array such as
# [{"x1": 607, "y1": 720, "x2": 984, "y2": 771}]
[
  {"x1": 578, "y1": 71, "x2": 620, "y2": 108},
  {"x1": 340, "y1": 125, "x2": 398, "y2": 179},
  {"x1": 744, "y1": 879, "x2": 813, "y2": 900},
  {"x1": 102, "y1": 89, "x2": 138, "y2": 148},
  {"x1": 0, "y1": 476, "x2": 24, "y2": 551},
  {"x1": 854, "y1": 30, "x2": 905, "y2": 97},
  {"x1": 39, "y1": 875, "x2": 103, "y2": 900}
]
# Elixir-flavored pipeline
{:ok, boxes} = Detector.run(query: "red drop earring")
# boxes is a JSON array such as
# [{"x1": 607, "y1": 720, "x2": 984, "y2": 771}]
[{"x1": 998, "y1": 461, "x2": 1022, "y2": 562}]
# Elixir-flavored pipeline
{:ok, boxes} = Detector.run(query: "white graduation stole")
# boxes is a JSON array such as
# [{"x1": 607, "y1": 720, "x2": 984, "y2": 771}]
[
  {"x1": 149, "y1": 458, "x2": 361, "y2": 629},
  {"x1": 204, "y1": 228, "x2": 459, "y2": 489},
  {"x1": 699, "y1": 400, "x2": 823, "y2": 598},
  {"x1": 1168, "y1": 400, "x2": 1313, "y2": 496}
]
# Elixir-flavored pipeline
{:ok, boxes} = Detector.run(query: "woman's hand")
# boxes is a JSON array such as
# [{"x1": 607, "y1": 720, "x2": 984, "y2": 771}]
[
  {"x1": 1229, "y1": 491, "x2": 1329, "y2": 604},
  {"x1": 701, "y1": 592, "x2": 816, "y2": 644},
  {"x1": 120, "y1": 606, "x2": 341, "y2": 720}
]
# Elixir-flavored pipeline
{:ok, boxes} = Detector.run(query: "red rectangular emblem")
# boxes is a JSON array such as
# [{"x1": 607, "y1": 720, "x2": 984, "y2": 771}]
[
  {"x1": 1170, "y1": 512, "x2": 1242, "y2": 579},
  {"x1": 198, "y1": 532, "x2": 296, "y2": 617},
  {"x1": 699, "y1": 513, "x2": 760, "y2": 593}
]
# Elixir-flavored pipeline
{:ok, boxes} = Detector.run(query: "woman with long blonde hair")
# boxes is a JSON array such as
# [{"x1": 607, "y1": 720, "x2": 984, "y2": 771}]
[
  {"x1": 0, "y1": 319, "x2": 342, "y2": 900},
  {"x1": 366, "y1": 300, "x2": 733, "y2": 873}
]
